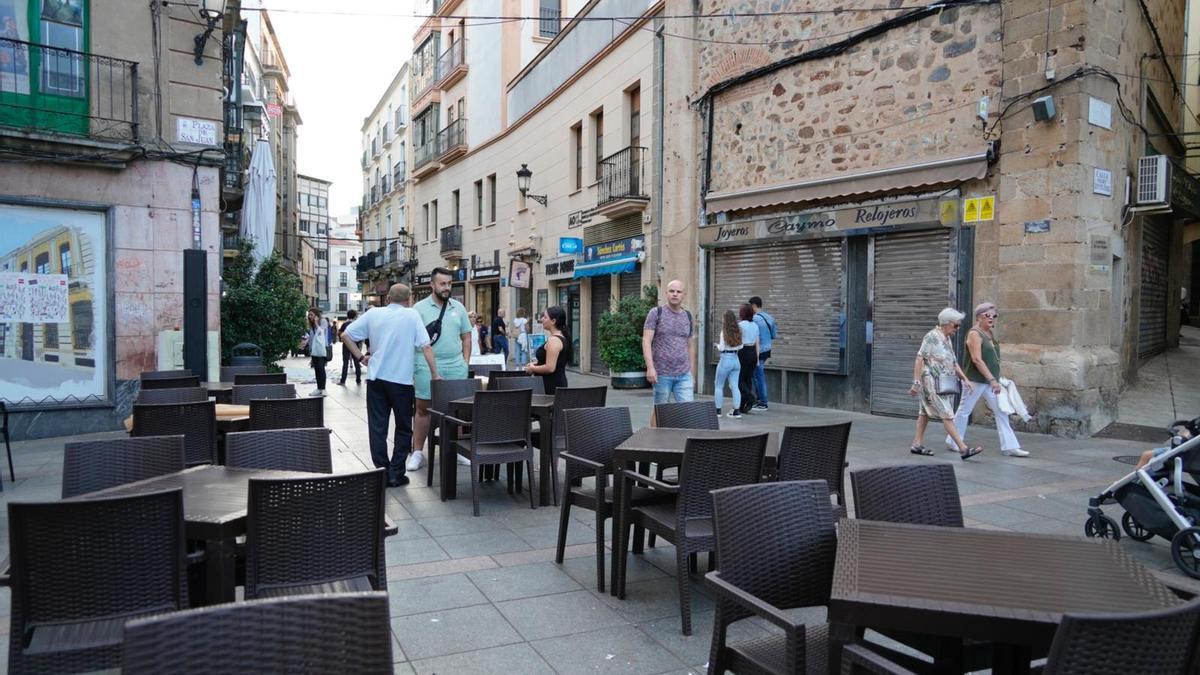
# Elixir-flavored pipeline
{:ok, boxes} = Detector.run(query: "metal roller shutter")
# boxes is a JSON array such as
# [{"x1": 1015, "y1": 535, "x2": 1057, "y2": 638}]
[
  {"x1": 712, "y1": 239, "x2": 845, "y2": 372},
  {"x1": 619, "y1": 270, "x2": 641, "y2": 299},
  {"x1": 870, "y1": 229, "x2": 955, "y2": 417},
  {"x1": 1138, "y1": 222, "x2": 1169, "y2": 358},
  {"x1": 590, "y1": 275, "x2": 611, "y2": 374}
]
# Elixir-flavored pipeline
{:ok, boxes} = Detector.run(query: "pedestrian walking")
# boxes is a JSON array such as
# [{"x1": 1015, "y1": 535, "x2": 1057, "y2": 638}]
[
  {"x1": 748, "y1": 296, "x2": 777, "y2": 410},
  {"x1": 713, "y1": 310, "x2": 743, "y2": 418},
  {"x1": 341, "y1": 284, "x2": 440, "y2": 487},
  {"x1": 908, "y1": 308, "x2": 981, "y2": 460},
  {"x1": 525, "y1": 306, "x2": 572, "y2": 395},
  {"x1": 946, "y1": 302, "x2": 1029, "y2": 457},
  {"x1": 512, "y1": 307, "x2": 530, "y2": 367},
  {"x1": 337, "y1": 309, "x2": 363, "y2": 386},
  {"x1": 304, "y1": 308, "x2": 330, "y2": 397},
  {"x1": 477, "y1": 315, "x2": 490, "y2": 355},
  {"x1": 492, "y1": 309, "x2": 509, "y2": 363},
  {"x1": 468, "y1": 311, "x2": 483, "y2": 358},
  {"x1": 642, "y1": 279, "x2": 696, "y2": 408},
  {"x1": 411, "y1": 268, "x2": 474, "y2": 471},
  {"x1": 736, "y1": 303, "x2": 759, "y2": 414}
]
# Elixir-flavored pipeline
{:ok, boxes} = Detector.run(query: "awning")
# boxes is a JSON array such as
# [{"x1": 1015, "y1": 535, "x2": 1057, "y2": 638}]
[
  {"x1": 705, "y1": 153, "x2": 989, "y2": 214},
  {"x1": 573, "y1": 256, "x2": 637, "y2": 278}
]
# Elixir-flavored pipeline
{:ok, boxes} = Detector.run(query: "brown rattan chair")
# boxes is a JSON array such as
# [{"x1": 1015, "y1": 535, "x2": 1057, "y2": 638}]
[
  {"x1": 654, "y1": 400, "x2": 720, "y2": 430},
  {"x1": 122, "y1": 592, "x2": 394, "y2": 674},
  {"x1": 226, "y1": 428, "x2": 332, "y2": 473},
  {"x1": 131, "y1": 401, "x2": 217, "y2": 466},
  {"x1": 776, "y1": 422, "x2": 852, "y2": 518},
  {"x1": 547, "y1": 385, "x2": 608, "y2": 505},
  {"x1": 616, "y1": 433, "x2": 769, "y2": 635},
  {"x1": 140, "y1": 369, "x2": 194, "y2": 380},
  {"x1": 232, "y1": 383, "x2": 297, "y2": 405},
  {"x1": 244, "y1": 470, "x2": 387, "y2": 599},
  {"x1": 247, "y1": 396, "x2": 323, "y2": 431},
  {"x1": 135, "y1": 386, "x2": 209, "y2": 405},
  {"x1": 6, "y1": 490, "x2": 188, "y2": 674},
  {"x1": 429, "y1": 378, "x2": 482, "y2": 487},
  {"x1": 849, "y1": 463, "x2": 963, "y2": 527},
  {"x1": 140, "y1": 375, "x2": 201, "y2": 390},
  {"x1": 219, "y1": 365, "x2": 268, "y2": 382},
  {"x1": 445, "y1": 388, "x2": 537, "y2": 516},
  {"x1": 493, "y1": 375, "x2": 545, "y2": 394},
  {"x1": 62, "y1": 435, "x2": 186, "y2": 498},
  {"x1": 234, "y1": 373, "x2": 288, "y2": 386},
  {"x1": 705, "y1": 480, "x2": 836, "y2": 674}
]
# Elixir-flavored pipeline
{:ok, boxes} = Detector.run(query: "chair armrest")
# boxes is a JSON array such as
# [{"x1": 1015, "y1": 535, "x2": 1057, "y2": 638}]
[
  {"x1": 705, "y1": 572, "x2": 802, "y2": 634},
  {"x1": 620, "y1": 469, "x2": 679, "y2": 494},
  {"x1": 839, "y1": 643, "x2": 919, "y2": 675},
  {"x1": 443, "y1": 415, "x2": 473, "y2": 429},
  {"x1": 559, "y1": 452, "x2": 605, "y2": 471}
]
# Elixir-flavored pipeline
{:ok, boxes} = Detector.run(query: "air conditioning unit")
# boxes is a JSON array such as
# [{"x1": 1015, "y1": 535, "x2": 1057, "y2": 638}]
[{"x1": 1136, "y1": 155, "x2": 1171, "y2": 206}]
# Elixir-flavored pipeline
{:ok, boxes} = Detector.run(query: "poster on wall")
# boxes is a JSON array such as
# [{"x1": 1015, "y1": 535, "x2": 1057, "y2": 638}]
[
  {"x1": 0, "y1": 203, "x2": 108, "y2": 405},
  {"x1": 509, "y1": 260, "x2": 530, "y2": 289},
  {"x1": 0, "y1": 0, "x2": 31, "y2": 95}
]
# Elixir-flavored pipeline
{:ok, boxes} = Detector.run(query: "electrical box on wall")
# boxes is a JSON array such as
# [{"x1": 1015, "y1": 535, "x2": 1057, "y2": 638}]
[{"x1": 156, "y1": 330, "x2": 220, "y2": 382}]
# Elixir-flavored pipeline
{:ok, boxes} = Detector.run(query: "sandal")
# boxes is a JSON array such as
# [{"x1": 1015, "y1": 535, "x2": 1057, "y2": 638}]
[
  {"x1": 960, "y1": 446, "x2": 984, "y2": 461},
  {"x1": 909, "y1": 445, "x2": 934, "y2": 456}
]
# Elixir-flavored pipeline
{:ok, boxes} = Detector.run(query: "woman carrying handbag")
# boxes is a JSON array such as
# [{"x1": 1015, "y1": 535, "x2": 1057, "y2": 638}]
[{"x1": 907, "y1": 307, "x2": 981, "y2": 460}]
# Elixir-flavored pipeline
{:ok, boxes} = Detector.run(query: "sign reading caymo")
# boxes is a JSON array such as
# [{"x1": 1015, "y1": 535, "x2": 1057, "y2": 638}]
[{"x1": 699, "y1": 198, "x2": 956, "y2": 248}]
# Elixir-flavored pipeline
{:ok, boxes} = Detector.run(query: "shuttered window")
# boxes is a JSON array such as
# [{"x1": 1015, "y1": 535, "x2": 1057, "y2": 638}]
[{"x1": 1138, "y1": 221, "x2": 1169, "y2": 358}]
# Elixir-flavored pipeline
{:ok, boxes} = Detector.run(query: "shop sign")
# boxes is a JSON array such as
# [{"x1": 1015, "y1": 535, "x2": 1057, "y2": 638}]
[
  {"x1": 559, "y1": 237, "x2": 583, "y2": 254},
  {"x1": 510, "y1": 260, "x2": 532, "y2": 288},
  {"x1": 568, "y1": 208, "x2": 597, "y2": 228},
  {"x1": 544, "y1": 256, "x2": 576, "y2": 279},
  {"x1": 452, "y1": 268, "x2": 468, "y2": 283},
  {"x1": 700, "y1": 198, "x2": 953, "y2": 247},
  {"x1": 471, "y1": 265, "x2": 501, "y2": 281},
  {"x1": 415, "y1": 272, "x2": 433, "y2": 286},
  {"x1": 584, "y1": 235, "x2": 644, "y2": 262}
]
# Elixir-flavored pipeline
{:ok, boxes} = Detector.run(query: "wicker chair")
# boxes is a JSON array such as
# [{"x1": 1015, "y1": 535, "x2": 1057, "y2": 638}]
[
  {"x1": 486, "y1": 370, "x2": 530, "y2": 386},
  {"x1": 705, "y1": 480, "x2": 836, "y2": 674},
  {"x1": 654, "y1": 400, "x2": 720, "y2": 430},
  {"x1": 247, "y1": 396, "x2": 323, "y2": 431},
  {"x1": 616, "y1": 433, "x2": 769, "y2": 635},
  {"x1": 428, "y1": 378, "x2": 482, "y2": 487},
  {"x1": 849, "y1": 463, "x2": 963, "y2": 527},
  {"x1": 244, "y1": 470, "x2": 387, "y2": 599},
  {"x1": 140, "y1": 369, "x2": 194, "y2": 380},
  {"x1": 122, "y1": 592, "x2": 394, "y2": 674},
  {"x1": 546, "y1": 385, "x2": 608, "y2": 506},
  {"x1": 234, "y1": 373, "x2": 288, "y2": 385},
  {"x1": 445, "y1": 388, "x2": 537, "y2": 516},
  {"x1": 469, "y1": 363, "x2": 504, "y2": 378},
  {"x1": 493, "y1": 375, "x2": 545, "y2": 394},
  {"x1": 0, "y1": 401, "x2": 13, "y2": 482},
  {"x1": 131, "y1": 401, "x2": 217, "y2": 466},
  {"x1": 226, "y1": 428, "x2": 332, "y2": 473},
  {"x1": 232, "y1": 383, "x2": 297, "y2": 405},
  {"x1": 140, "y1": 375, "x2": 201, "y2": 390},
  {"x1": 776, "y1": 422, "x2": 852, "y2": 518},
  {"x1": 62, "y1": 435, "x2": 186, "y2": 498},
  {"x1": 7, "y1": 490, "x2": 188, "y2": 674},
  {"x1": 219, "y1": 365, "x2": 268, "y2": 382},
  {"x1": 135, "y1": 386, "x2": 209, "y2": 405}
]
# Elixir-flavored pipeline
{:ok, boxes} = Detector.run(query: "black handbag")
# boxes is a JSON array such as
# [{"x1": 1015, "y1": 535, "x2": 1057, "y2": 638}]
[{"x1": 425, "y1": 298, "x2": 449, "y2": 345}]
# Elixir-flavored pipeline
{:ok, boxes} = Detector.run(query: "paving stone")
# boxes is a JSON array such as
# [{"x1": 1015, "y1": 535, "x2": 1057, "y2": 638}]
[
  {"x1": 411, "y1": 642, "x2": 555, "y2": 675},
  {"x1": 531, "y1": 624, "x2": 689, "y2": 675},
  {"x1": 466, "y1": 561, "x2": 583, "y2": 602},
  {"x1": 594, "y1": 577, "x2": 715, "y2": 624},
  {"x1": 387, "y1": 573, "x2": 489, "y2": 616},
  {"x1": 416, "y1": 514, "x2": 505, "y2": 537},
  {"x1": 436, "y1": 530, "x2": 532, "y2": 558},
  {"x1": 392, "y1": 605, "x2": 523, "y2": 661},
  {"x1": 560, "y1": 551, "x2": 668, "y2": 589},
  {"x1": 496, "y1": 590, "x2": 629, "y2": 641},
  {"x1": 639, "y1": 611, "x2": 774, "y2": 666},
  {"x1": 386, "y1": 538, "x2": 449, "y2": 566}
]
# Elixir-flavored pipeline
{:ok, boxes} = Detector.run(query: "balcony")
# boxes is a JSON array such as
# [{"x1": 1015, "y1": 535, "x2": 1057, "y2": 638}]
[
  {"x1": 381, "y1": 176, "x2": 391, "y2": 195},
  {"x1": 393, "y1": 163, "x2": 406, "y2": 187},
  {"x1": 387, "y1": 240, "x2": 400, "y2": 265},
  {"x1": 539, "y1": 7, "x2": 562, "y2": 38},
  {"x1": 596, "y1": 146, "x2": 650, "y2": 218},
  {"x1": 369, "y1": 185, "x2": 379, "y2": 205},
  {"x1": 437, "y1": 118, "x2": 467, "y2": 163},
  {"x1": 0, "y1": 37, "x2": 140, "y2": 146},
  {"x1": 374, "y1": 248, "x2": 385, "y2": 268},
  {"x1": 440, "y1": 224, "x2": 463, "y2": 258},
  {"x1": 413, "y1": 140, "x2": 440, "y2": 177},
  {"x1": 436, "y1": 40, "x2": 467, "y2": 90},
  {"x1": 361, "y1": 151, "x2": 369, "y2": 169}
]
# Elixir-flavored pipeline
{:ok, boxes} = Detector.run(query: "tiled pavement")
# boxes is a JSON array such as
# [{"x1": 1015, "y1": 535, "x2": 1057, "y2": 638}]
[{"x1": 0, "y1": 353, "x2": 1195, "y2": 674}]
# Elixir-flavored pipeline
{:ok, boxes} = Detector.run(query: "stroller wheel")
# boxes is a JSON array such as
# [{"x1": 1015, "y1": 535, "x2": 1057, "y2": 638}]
[
  {"x1": 1084, "y1": 514, "x2": 1121, "y2": 540},
  {"x1": 1171, "y1": 527, "x2": 1200, "y2": 580},
  {"x1": 1121, "y1": 512, "x2": 1156, "y2": 542}
]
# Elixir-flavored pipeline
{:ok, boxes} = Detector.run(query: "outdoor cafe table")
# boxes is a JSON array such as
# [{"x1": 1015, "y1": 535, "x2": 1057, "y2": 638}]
[
  {"x1": 122, "y1": 403, "x2": 250, "y2": 433},
  {"x1": 827, "y1": 518, "x2": 1183, "y2": 674},
  {"x1": 609, "y1": 427, "x2": 779, "y2": 595},
  {"x1": 441, "y1": 393, "x2": 556, "y2": 505},
  {"x1": 204, "y1": 381, "x2": 234, "y2": 403}
]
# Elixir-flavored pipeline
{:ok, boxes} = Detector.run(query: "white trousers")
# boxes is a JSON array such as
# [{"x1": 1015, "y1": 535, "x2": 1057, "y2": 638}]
[{"x1": 946, "y1": 383, "x2": 1021, "y2": 452}]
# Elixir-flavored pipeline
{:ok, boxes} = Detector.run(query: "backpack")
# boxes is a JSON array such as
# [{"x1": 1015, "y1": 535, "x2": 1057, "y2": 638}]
[{"x1": 655, "y1": 305, "x2": 693, "y2": 337}]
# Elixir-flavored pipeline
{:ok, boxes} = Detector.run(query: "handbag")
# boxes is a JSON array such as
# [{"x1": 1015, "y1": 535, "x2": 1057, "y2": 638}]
[
  {"x1": 923, "y1": 356, "x2": 960, "y2": 395},
  {"x1": 425, "y1": 298, "x2": 449, "y2": 345}
]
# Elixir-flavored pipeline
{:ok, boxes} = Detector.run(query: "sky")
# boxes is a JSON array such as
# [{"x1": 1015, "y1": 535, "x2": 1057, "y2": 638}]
[{"x1": 267, "y1": 1, "x2": 421, "y2": 220}]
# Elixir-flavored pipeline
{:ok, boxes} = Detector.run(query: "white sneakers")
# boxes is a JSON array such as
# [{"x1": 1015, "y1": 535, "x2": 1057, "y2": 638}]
[
  {"x1": 309, "y1": 389, "x2": 325, "y2": 397},
  {"x1": 1002, "y1": 448, "x2": 1030, "y2": 457},
  {"x1": 406, "y1": 451, "x2": 426, "y2": 471}
]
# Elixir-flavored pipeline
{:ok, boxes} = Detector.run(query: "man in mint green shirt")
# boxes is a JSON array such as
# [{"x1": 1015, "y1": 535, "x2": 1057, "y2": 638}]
[{"x1": 408, "y1": 267, "x2": 473, "y2": 472}]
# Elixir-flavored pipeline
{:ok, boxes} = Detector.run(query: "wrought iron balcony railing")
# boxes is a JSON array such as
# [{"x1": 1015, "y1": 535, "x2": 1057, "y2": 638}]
[
  {"x1": 599, "y1": 146, "x2": 649, "y2": 205},
  {"x1": 437, "y1": 117, "x2": 466, "y2": 158},
  {"x1": 436, "y1": 39, "x2": 466, "y2": 85},
  {"x1": 393, "y1": 163, "x2": 406, "y2": 186},
  {"x1": 415, "y1": 139, "x2": 438, "y2": 169},
  {"x1": 539, "y1": 7, "x2": 562, "y2": 37},
  {"x1": 440, "y1": 224, "x2": 462, "y2": 255}
]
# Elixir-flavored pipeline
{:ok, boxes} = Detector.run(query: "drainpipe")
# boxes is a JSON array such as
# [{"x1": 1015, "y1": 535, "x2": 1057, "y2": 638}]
[{"x1": 652, "y1": 20, "x2": 665, "y2": 287}]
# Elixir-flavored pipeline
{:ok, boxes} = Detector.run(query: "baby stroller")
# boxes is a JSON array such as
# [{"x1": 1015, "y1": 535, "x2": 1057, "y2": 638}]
[{"x1": 1085, "y1": 416, "x2": 1200, "y2": 578}]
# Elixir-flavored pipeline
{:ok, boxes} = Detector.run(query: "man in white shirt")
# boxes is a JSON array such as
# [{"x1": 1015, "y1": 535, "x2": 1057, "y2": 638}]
[{"x1": 342, "y1": 283, "x2": 440, "y2": 487}]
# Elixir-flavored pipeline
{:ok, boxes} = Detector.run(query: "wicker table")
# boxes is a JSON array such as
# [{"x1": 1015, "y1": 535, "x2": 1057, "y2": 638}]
[
  {"x1": 609, "y1": 427, "x2": 779, "y2": 595},
  {"x1": 828, "y1": 518, "x2": 1182, "y2": 674},
  {"x1": 204, "y1": 381, "x2": 234, "y2": 404},
  {"x1": 442, "y1": 393, "x2": 556, "y2": 505}
]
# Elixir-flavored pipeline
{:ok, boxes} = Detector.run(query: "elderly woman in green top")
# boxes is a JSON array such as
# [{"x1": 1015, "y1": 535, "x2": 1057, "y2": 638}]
[
  {"x1": 946, "y1": 302, "x2": 1028, "y2": 457},
  {"x1": 908, "y1": 307, "x2": 982, "y2": 460}
]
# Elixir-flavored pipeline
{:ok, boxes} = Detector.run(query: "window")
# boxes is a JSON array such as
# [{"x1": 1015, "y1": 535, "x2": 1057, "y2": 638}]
[
  {"x1": 71, "y1": 300, "x2": 92, "y2": 349},
  {"x1": 452, "y1": 189, "x2": 460, "y2": 225},
  {"x1": 339, "y1": 250, "x2": 347, "y2": 266},
  {"x1": 300, "y1": 219, "x2": 311, "y2": 234},
  {"x1": 59, "y1": 242, "x2": 71, "y2": 276},
  {"x1": 629, "y1": 86, "x2": 641, "y2": 146},
  {"x1": 487, "y1": 174, "x2": 496, "y2": 223},
  {"x1": 430, "y1": 200, "x2": 438, "y2": 240},
  {"x1": 571, "y1": 123, "x2": 583, "y2": 190},
  {"x1": 423, "y1": 203, "x2": 431, "y2": 241},
  {"x1": 339, "y1": 272, "x2": 348, "y2": 286},
  {"x1": 338, "y1": 293, "x2": 348, "y2": 311},
  {"x1": 35, "y1": 252, "x2": 49, "y2": 274},
  {"x1": 592, "y1": 110, "x2": 604, "y2": 181},
  {"x1": 539, "y1": 0, "x2": 560, "y2": 37},
  {"x1": 474, "y1": 180, "x2": 483, "y2": 228}
]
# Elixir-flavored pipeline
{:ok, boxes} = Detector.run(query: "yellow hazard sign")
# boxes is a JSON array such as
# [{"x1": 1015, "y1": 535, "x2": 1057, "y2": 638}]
[
  {"x1": 979, "y1": 196, "x2": 994, "y2": 221},
  {"x1": 963, "y1": 198, "x2": 980, "y2": 223},
  {"x1": 939, "y1": 200, "x2": 958, "y2": 225},
  {"x1": 962, "y1": 196, "x2": 995, "y2": 223}
]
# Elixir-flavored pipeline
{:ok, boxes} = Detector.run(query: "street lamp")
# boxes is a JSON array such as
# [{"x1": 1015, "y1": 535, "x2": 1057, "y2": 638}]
[
  {"x1": 193, "y1": 0, "x2": 227, "y2": 66},
  {"x1": 515, "y1": 164, "x2": 548, "y2": 207}
]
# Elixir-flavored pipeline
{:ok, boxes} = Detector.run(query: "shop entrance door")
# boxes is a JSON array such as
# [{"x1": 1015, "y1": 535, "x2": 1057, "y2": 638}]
[
  {"x1": 590, "y1": 275, "x2": 611, "y2": 374},
  {"x1": 557, "y1": 283, "x2": 581, "y2": 368}
]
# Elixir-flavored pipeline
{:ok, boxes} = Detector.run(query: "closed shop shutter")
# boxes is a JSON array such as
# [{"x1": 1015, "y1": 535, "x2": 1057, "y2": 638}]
[
  {"x1": 870, "y1": 229, "x2": 954, "y2": 417},
  {"x1": 590, "y1": 275, "x2": 611, "y2": 374},
  {"x1": 712, "y1": 239, "x2": 845, "y2": 371},
  {"x1": 1138, "y1": 221, "x2": 1169, "y2": 358},
  {"x1": 619, "y1": 269, "x2": 641, "y2": 299}
]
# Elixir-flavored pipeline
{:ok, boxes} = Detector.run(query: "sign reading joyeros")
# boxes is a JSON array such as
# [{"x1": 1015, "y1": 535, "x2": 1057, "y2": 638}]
[{"x1": 699, "y1": 198, "x2": 954, "y2": 247}]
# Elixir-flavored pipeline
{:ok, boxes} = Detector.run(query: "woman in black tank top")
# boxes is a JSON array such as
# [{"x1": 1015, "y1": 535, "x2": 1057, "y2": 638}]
[{"x1": 525, "y1": 306, "x2": 572, "y2": 394}]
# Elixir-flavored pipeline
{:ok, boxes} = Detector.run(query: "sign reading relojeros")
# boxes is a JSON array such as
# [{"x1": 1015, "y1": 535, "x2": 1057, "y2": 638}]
[{"x1": 699, "y1": 198, "x2": 956, "y2": 247}]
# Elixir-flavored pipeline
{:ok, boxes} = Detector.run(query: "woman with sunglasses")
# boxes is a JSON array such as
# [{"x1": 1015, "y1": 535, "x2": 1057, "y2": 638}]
[
  {"x1": 947, "y1": 302, "x2": 1028, "y2": 457},
  {"x1": 908, "y1": 308, "x2": 980, "y2": 459}
]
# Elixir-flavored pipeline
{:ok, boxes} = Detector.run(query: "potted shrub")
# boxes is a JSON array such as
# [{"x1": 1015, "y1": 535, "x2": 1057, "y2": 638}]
[
  {"x1": 596, "y1": 285, "x2": 657, "y2": 389},
  {"x1": 220, "y1": 238, "x2": 309, "y2": 369}
]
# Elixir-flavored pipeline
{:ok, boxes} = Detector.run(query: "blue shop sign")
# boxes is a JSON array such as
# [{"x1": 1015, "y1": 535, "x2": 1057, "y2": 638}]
[
  {"x1": 559, "y1": 237, "x2": 583, "y2": 254},
  {"x1": 576, "y1": 235, "x2": 644, "y2": 278}
]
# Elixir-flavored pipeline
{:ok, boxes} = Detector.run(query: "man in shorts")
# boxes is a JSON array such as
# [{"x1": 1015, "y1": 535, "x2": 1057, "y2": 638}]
[
  {"x1": 642, "y1": 279, "x2": 696, "y2": 407},
  {"x1": 408, "y1": 267, "x2": 473, "y2": 472}
]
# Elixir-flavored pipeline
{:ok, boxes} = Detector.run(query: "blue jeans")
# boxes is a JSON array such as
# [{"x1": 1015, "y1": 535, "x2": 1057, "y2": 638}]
[
  {"x1": 753, "y1": 350, "x2": 770, "y2": 404},
  {"x1": 493, "y1": 335, "x2": 509, "y2": 363},
  {"x1": 514, "y1": 339, "x2": 529, "y2": 367},
  {"x1": 713, "y1": 353, "x2": 741, "y2": 412},
  {"x1": 653, "y1": 372, "x2": 694, "y2": 404}
]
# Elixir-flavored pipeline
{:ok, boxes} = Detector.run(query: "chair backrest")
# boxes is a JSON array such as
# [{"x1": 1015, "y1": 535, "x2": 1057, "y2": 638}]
[
  {"x1": 1042, "y1": 599, "x2": 1200, "y2": 675},
  {"x1": 140, "y1": 369, "x2": 194, "y2": 380},
  {"x1": 131, "y1": 401, "x2": 216, "y2": 466},
  {"x1": 219, "y1": 365, "x2": 268, "y2": 382},
  {"x1": 493, "y1": 376, "x2": 545, "y2": 395},
  {"x1": 62, "y1": 435, "x2": 186, "y2": 498},
  {"x1": 487, "y1": 370, "x2": 531, "y2": 385},
  {"x1": 0, "y1": 400, "x2": 7, "y2": 431},
  {"x1": 232, "y1": 383, "x2": 297, "y2": 405},
  {"x1": 469, "y1": 363, "x2": 503, "y2": 378},
  {"x1": 135, "y1": 386, "x2": 209, "y2": 405},
  {"x1": 776, "y1": 422, "x2": 852, "y2": 502},
  {"x1": 430, "y1": 377, "x2": 482, "y2": 416},
  {"x1": 9, "y1": 490, "x2": 187, "y2": 674},
  {"x1": 472, "y1": 389, "x2": 532, "y2": 445},
  {"x1": 140, "y1": 376, "x2": 201, "y2": 390},
  {"x1": 234, "y1": 372, "x2": 288, "y2": 386},
  {"x1": 552, "y1": 386, "x2": 609, "y2": 440},
  {"x1": 678, "y1": 434, "x2": 769, "y2": 522},
  {"x1": 850, "y1": 464, "x2": 964, "y2": 527},
  {"x1": 563, "y1": 407, "x2": 632, "y2": 484},
  {"x1": 227, "y1": 428, "x2": 332, "y2": 473},
  {"x1": 711, "y1": 481, "x2": 836, "y2": 619},
  {"x1": 655, "y1": 401, "x2": 720, "y2": 430},
  {"x1": 247, "y1": 397, "x2": 324, "y2": 431},
  {"x1": 245, "y1": 470, "x2": 387, "y2": 600},
  {"x1": 122, "y1": 592, "x2": 394, "y2": 674}
]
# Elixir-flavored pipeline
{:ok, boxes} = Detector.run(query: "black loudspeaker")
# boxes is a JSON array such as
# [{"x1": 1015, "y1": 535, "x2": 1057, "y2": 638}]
[{"x1": 183, "y1": 249, "x2": 207, "y2": 381}]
